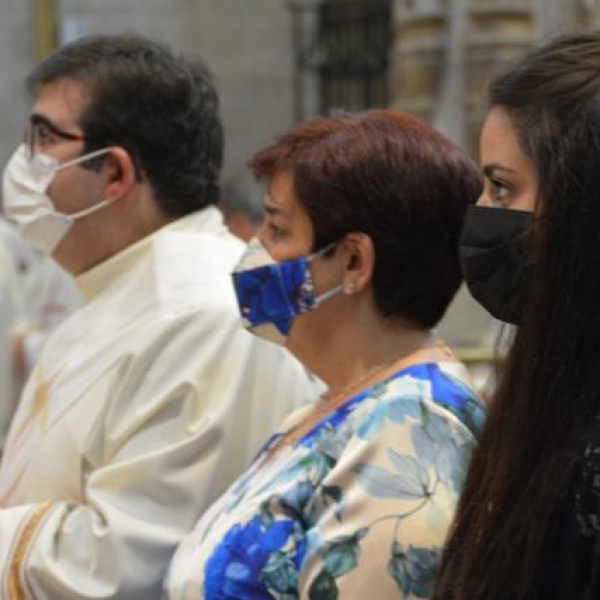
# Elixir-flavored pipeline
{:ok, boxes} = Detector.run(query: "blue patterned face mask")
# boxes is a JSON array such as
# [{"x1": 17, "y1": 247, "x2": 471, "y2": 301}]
[{"x1": 232, "y1": 237, "x2": 341, "y2": 345}]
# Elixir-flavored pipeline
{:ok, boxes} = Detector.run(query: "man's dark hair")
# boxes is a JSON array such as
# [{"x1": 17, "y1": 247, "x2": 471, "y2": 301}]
[{"x1": 27, "y1": 32, "x2": 223, "y2": 217}]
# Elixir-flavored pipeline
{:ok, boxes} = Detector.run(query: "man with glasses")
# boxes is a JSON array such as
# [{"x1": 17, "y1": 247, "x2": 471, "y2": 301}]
[{"x1": 0, "y1": 33, "x2": 314, "y2": 599}]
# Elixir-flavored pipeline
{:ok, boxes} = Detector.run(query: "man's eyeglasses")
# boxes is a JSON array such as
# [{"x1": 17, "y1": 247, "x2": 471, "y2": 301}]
[
  {"x1": 24, "y1": 114, "x2": 140, "y2": 176},
  {"x1": 24, "y1": 115, "x2": 89, "y2": 158}
]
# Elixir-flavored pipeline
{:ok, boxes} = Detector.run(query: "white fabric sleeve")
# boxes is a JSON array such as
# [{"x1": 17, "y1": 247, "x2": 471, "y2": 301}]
[{"x1": 0, "y1": 308, "x2": 312, "y2": 600}]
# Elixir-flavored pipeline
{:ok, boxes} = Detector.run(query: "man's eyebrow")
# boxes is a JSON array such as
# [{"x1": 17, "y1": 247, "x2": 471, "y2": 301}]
[
  {"x1": 29, "y1": 113, "x2": 54, "y2": 127},
  {"x1": 483, "y1": 164, "x2": 517, "y2": 178},
  {"x1": 28, "y1": 113, "x2": 67, "y2": 134}
]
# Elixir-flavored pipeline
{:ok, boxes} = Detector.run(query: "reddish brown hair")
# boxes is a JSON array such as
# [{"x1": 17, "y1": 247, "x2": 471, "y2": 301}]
[{"x1": 249, "y1": 109, "x2": 481, "y2": 327}]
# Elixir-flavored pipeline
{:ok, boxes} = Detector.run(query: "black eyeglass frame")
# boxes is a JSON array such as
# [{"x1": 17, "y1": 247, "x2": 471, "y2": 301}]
[{"x1": 24, "y1": 114, "x2": 141, "y2": 177}]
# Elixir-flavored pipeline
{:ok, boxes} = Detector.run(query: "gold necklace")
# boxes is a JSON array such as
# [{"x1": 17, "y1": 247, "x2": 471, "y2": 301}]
[
  {"x1": 319, "y1": 338, "x2": 453, "y2": 407},
  {"x1": 318, "y1": 356, "x2": 401, "y2": 406},
  {"x1": 263, "y1": 336, "x2": 455, "y2": 459}
]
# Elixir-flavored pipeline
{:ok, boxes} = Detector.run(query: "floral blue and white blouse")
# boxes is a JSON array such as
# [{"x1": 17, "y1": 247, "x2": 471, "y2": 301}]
[{"x1": 165, "y1": 361, "x2": 485, "y2": 599}]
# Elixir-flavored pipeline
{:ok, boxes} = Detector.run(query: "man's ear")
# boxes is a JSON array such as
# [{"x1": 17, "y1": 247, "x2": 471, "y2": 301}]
[
  {"x1": 102, "y1": 147, "x2": 136, "y2": 200},
  {"x1": 340, "y1": 232, "x2": 375, "y2": 295}
]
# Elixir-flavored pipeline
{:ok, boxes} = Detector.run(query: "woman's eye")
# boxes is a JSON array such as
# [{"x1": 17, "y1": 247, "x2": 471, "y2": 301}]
[
  {"x1": 268, "y1": 222, "x2": 287, "y2": 241},
  {"x1": 490, "y1": 179, "x2": 511, "y2": 205}
]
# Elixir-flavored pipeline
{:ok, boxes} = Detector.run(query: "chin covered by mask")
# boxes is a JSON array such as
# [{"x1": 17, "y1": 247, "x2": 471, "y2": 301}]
[
  {"x1": 2, "y1": 144, "x2": 117, "y2": 255},
  {"x1": 459, "y1": 204, "x2": 534, "y2": 325},
  {"x1": 231, "y1": 238, "x2": 341, "y2": 346}
]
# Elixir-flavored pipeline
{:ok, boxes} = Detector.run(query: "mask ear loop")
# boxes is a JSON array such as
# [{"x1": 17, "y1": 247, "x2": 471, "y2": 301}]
[
  {"x1": 314, "y1": 284, "x2": 343, "y2": 306},
  {"x1": 55, "y1": 147, "x2": 113, "y2": 172},
  {"x1": 56, "y1": 147, "x2": 120, "y2": 219},
  {"x1": 307, "y1": 240, "x2": 343, "y2": 306},
  {"x1": 309, "y1": 241, "x2": 338, "y2": 261},
  {"x1": 67, "y1": 196, "x2": 119, "y2": 219}
]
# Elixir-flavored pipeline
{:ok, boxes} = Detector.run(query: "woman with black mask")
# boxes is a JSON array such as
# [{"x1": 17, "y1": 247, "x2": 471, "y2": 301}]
[{"x1": 435, "y1": 32, "x2": 600, "y2": 600}]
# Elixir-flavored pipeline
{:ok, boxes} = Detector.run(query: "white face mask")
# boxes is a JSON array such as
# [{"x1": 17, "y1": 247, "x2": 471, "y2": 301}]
[{"x1": 2, "y1": 144, "x2": 117, "y2": 255}]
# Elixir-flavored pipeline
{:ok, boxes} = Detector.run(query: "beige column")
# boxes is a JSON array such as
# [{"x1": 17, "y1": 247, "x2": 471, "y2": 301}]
[
  {"x1": 32, "y1": 0, "x2": 58, "y2": 61},
  {"x1": 390, "y1": 0, "x2": 535, "y2": 156},
  {"x1": 389, "y1": 1, "x2": 446, "y2": 124},
  {"x1": 466, "y1": 1, "x2": 534, "y2": 155}
]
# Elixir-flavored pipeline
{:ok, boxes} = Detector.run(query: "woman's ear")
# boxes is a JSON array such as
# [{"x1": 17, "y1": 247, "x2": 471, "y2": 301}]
[
  {"x1": 102, "y1": 147, "x2": 136, "y2": 201},
  {"x1": 340, "y1": 232, "x2": 375, "y2": 295}
]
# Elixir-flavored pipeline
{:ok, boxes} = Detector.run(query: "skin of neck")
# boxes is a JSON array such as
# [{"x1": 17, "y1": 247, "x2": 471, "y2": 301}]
[
  {"x1": 286, "y1": 290, "x2": 434, "y2": 394},
  {"x1": 54, "y1": 182, "x2": 175, "y2": 275}
]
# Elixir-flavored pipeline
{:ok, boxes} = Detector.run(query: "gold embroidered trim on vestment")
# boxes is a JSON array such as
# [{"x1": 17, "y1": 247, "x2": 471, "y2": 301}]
[{"x1": 8, "y1": 502, "x2": 54, "y2": 600}]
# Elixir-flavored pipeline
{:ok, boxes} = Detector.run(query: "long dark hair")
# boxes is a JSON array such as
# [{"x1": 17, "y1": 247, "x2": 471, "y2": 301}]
[{"x1": 434, "y1": 32, "x2": 600, "y2": 599}]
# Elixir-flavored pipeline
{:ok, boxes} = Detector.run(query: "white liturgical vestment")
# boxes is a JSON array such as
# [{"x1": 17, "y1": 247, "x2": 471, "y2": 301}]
[
  {"x1": 0, "y1": 216, "x2": 82, "y2": 450},
  {"x1": 17, "y1": 252, "x2": 82, "y2": 373},
  {"x1": 0, "y1": 207, "x2": 314, "y2": 600}
]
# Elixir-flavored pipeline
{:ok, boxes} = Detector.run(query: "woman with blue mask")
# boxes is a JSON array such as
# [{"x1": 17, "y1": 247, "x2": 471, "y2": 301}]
[
  {"x1": 435, "y1": 32, "x2": 600, "y2": 600},
  {"x1": 165, "y1": 109, "x2": 485, "y2": 599}
]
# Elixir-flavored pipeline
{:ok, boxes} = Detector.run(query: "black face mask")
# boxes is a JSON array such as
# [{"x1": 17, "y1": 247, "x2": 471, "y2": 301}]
[{"x1": 459, "y1": 205, "x2": 534, "y2": 325}]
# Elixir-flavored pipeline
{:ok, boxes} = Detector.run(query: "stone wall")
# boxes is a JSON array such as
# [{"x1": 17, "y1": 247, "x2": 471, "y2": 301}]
[{"x1": 57, "y1": 0, "x2": 301, "y2": 188}]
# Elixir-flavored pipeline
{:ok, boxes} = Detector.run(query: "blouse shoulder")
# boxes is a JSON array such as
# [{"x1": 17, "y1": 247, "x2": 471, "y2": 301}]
[
  {"x1": 293, "y1": 361, "x2": 483, "y2": 598},
  {"x1": 389, "y1": 361, "x2": 486, "y2": 439}
]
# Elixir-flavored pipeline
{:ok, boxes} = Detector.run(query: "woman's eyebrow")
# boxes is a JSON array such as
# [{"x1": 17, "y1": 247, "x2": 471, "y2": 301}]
[
  {"x1": 483, "y1": 163, "x2": 517, "y2": 178},
  {"x1": 263, "y1": 198, "x2": 288, "y2": 219}
]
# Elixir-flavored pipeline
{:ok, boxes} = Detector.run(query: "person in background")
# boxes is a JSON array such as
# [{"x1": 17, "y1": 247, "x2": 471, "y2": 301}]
[
  {"x1": 0, "y1": 216, "x2": 81, "y2": 451},
  {"x1": 0, "y1": 219, "x2": 24, "y2": 450},
  {"x1": 0, "y1": 215, "x2": 82, "y2": 372},
  {"x1": 218, "y1": 180, "x2": 264, "y2": 242},
  {"x1": 0, "y1": 33, "x2": 314, "y2": 599},
  {"x1": 434, "y1": 32, "x2": 600, "y2": 600},
  {"x1": 12, "y1": 255, "x2": 82, "y2": 376},
  {"x1": 165, "y1": 109, "x2": 486, "y2": 599}
]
